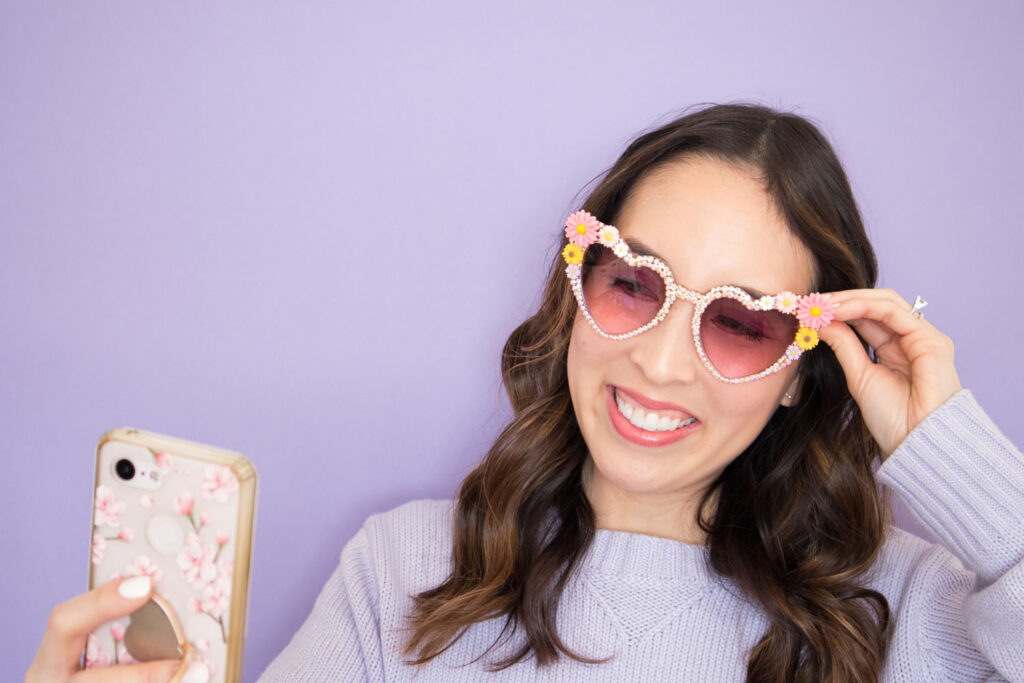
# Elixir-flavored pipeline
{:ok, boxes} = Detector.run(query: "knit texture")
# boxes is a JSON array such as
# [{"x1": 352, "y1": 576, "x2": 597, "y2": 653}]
[{"x1": 258, "y1": 389, "x2": 1024, "y2": 681}]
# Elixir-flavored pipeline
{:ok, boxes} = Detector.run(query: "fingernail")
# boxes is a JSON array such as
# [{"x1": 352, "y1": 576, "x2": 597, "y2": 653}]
[
  {"x1": 181, "y1": 661, "x2": 210, "y2": 683},
  {"x1": 118, "y1": 575, "x2": 152, "y2": 599}
]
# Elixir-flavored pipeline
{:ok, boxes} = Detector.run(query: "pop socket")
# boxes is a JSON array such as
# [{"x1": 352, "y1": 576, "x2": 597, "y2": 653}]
[{"x1": 146, "y1": 514, "x2": 186, "y2": 556}]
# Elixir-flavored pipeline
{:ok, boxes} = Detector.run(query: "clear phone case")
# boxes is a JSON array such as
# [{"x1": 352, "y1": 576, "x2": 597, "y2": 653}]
[{"x1": 86, "y1": 427, "x2": 257, "y2": 682}]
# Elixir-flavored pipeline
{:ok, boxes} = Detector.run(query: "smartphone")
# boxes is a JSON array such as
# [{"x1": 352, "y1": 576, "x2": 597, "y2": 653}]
[{"x1": 86, "y1": 427, "x2": 257, "y2": 682}]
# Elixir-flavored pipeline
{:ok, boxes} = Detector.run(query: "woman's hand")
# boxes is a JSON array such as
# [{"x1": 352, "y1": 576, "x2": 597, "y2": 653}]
[
  {"x1": 816, "y1": 288, "x2": 962, "y2": 460},
  {"x1": 26, "y1": 576, "x2": 190, "y2": 682}
]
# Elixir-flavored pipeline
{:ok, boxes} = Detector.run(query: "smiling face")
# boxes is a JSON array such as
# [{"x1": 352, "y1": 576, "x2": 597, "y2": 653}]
[{"x1": 567, "y1": 155, "x2": 818, "y2": 541}]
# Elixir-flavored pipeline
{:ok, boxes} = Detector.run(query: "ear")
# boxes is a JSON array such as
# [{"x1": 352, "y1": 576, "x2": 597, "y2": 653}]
[{"x1": 780, "y1": 375, "x2": 801, "y2": 407}]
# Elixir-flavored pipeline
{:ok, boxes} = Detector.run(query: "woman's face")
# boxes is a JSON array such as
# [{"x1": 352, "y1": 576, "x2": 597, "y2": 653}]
[{"x1": 567, "y1": 155, "x2": 817, "y2": 531}]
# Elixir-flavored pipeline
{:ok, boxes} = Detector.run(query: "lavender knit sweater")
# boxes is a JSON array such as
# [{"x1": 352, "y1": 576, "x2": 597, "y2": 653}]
[{"x1": 258, "y1": 390, "x2": 1024, "y2": 681}]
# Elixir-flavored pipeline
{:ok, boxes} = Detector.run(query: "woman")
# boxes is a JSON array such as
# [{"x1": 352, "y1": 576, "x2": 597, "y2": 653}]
[{"x1": 29, "y1": 104, "x2": 1024, "y2": 681}]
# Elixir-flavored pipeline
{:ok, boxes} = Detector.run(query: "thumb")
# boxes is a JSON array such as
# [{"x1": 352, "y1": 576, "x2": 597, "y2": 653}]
[
  {"x1": 29, "y1": 576, "x2": 155, "y2": 680},
  {"x1": 816, "y1": 320, "x2": 872, "y2": 392}
]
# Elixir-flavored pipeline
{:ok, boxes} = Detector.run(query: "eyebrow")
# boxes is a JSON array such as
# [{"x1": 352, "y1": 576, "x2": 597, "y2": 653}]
[{"x1": 625, "y1": 238, "x2": 770, "y2": 299}]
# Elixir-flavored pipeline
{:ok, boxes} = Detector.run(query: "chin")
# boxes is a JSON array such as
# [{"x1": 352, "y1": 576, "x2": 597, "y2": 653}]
[{"x1": 587, "y1": 446, "x2": 708, "y2": 497}]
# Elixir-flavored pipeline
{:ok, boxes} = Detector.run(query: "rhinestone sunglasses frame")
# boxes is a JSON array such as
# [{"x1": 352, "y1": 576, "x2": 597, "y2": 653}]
[{"x1": 562, "y1": 212, "x2": 836, "y2": 384}]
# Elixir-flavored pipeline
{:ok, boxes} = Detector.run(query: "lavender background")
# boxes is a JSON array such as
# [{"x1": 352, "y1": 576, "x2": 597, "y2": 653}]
[{"x1": 3, "y1": 1, "x2": 1022, "y2": 678}]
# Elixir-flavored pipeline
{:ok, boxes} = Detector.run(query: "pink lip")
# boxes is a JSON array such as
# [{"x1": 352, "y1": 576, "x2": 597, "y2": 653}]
[{"x1": 607, "y1": 386, "x2": 701, "y2": 447}]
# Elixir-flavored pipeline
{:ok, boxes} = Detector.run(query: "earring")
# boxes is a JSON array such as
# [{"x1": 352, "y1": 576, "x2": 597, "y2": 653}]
[{"x1": 784, "y1": 392, "x2": 793, "y2": 401}]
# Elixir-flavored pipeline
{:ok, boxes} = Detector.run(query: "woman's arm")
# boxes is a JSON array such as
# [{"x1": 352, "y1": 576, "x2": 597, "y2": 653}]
[
  {"x1": 877, "y1": 388, "x2": 1024, "y2": 680},
  {"x1": 818, "y1": 289, "x2": 1022, "y2": 679}
]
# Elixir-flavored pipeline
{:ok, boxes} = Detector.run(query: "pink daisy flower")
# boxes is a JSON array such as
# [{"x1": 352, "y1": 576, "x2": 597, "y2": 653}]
[
  {"x1": 775, "y1": 291, "x2": 799, "y2": 314},
  {"x1": 796, "y1": 292, "x2": 836, "y2": 330},
  {"x1": 564, "y1": 211, "x2": 599, "y2": 248},
  {"x1": 597, "y1": 224, "x2": 620, "y2": 248}
]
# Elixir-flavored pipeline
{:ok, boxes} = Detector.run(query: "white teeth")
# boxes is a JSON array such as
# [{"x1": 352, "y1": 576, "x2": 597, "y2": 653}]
[
  {"x1": 619, "y1": 400, "x2": 634, "y2": 420},
  {"x1": 615, "y1": 390, "x2": 698, "y2": 432}
]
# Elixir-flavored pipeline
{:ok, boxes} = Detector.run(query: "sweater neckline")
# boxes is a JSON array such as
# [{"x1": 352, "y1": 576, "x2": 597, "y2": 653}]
[{"x1": 585, "y1": 527, "x2": 714, "y2": 583}]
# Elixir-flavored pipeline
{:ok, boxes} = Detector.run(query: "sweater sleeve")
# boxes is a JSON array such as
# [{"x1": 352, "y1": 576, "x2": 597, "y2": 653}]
[
  {"x1": 876, "y1": 389, "x2": 1024, "y2": 681},
  {"x1": 256, "y1": 527, "x2": 385, "y2": 682}
]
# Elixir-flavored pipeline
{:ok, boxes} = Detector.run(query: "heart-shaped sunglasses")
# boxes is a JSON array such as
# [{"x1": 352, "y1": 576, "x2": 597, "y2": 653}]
[{"x1": 562, "y1": 210, "x2": 836, "y2": 384}]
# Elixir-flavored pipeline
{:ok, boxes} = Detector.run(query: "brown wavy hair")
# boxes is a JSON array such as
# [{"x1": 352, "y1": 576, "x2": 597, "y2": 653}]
[{"x1": 405, "y1": 103, "x2": 892, "y2": 681}]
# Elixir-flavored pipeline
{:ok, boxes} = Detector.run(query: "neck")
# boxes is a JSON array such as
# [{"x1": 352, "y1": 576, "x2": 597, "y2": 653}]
[{"x1": 581, "y1": 459, "x2": 716, "y2": 545}]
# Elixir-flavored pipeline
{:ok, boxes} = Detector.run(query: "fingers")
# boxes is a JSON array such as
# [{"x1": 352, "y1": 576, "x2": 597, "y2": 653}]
[
  {"x1": 52, "y1": 577, "x2": 154, "y2": 640},
  {"x1": 815, "y1": 288, "x2": 964, "y2": 457},
  {"x1": 826, "y1": 288, "x2": 955, "y2": 360},
  {"x1": 28, "y1": 577, "x2": 155, "y2": 681},
  {"x1": 826, "y1": 288, "x2": 929, "y2": 340},
  {"x1": 837, "y1": 317, "x2": 894, "y2": 356},
  {"x1": 817, "y1": 319, "x2": 876, "y2": 389},
  {"x1": 71, "y1": 658, "x2": 183, "y2": 683}
]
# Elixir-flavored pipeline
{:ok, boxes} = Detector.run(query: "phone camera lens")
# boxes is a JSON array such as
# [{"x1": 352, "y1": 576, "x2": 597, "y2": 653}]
[{"x1": 115, "y1": 458, "x2": 136, "y2": 480}]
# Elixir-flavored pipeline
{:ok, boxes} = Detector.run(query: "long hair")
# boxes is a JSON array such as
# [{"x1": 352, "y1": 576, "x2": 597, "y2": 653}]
[{"x1": 405, "y1": 103, "x2": 891, "y2": 680}]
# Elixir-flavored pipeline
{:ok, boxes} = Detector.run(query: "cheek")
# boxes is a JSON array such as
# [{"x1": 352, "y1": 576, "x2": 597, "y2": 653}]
[
  {"x1": 708, "y1": 370, "x2": 794, "y2": 440},
  {"x1": 567, "y1": 317, "x2": 595, "y2": 399},
  {"x1": 567, "y1": 316, "x2": 618, "y2": 419},
  {"x1": 568, "y1": 313, "x2": 600, "y2": 369}
]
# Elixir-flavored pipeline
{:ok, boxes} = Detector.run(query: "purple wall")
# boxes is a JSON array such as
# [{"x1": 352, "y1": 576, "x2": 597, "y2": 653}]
[{"x1": 3, "y1": 2, "x2": 1022, "y2": 678}]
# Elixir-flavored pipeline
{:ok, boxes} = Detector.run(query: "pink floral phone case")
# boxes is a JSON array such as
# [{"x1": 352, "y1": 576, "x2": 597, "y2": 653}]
[{"x1": 87, "y1": 427, "x2": 257, "y2": 682}]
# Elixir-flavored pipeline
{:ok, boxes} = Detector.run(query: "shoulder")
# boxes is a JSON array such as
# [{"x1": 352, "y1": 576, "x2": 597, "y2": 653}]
[
  {"x1": 350, "y1": 499, "x2": 456, "y2": 596},
  {"x1": 362, "y1": 499, "x2": 455, "y2": 548}
]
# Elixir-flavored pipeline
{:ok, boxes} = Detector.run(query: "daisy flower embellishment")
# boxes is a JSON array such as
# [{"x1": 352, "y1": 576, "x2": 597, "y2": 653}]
[
  {"x1": 565, "y1": 263, "x2": 582, "y2": 280},
  {"x1": 562, "y1": 243, "x2": 584, "y2": 265},
  {"x1": 785, "y1": 344, "x2": 802, "y2": 361},
  {"x1": 795, "y1": 327, "x2": 819, "y2": 351},
  {"x1": 775, "y1": 291, "x2": 799, "y2": 314},
  {"x1": 565, "y1": 211, "x2": 599, "y2": 248},
  {"x1": 597, "y1": 224, "x2": 620, "y2": 247},
  {"x1": 796, "y1": 292, "x2": 836, "y2": 330}
]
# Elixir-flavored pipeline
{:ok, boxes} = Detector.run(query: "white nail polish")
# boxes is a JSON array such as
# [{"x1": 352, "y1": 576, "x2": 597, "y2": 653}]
[
  {"x1": 181, "y1": 661, "x2": 210, "y2": 683},
  {"x1": 118, "y1": 575, "x2": 151, "y2": 599}
]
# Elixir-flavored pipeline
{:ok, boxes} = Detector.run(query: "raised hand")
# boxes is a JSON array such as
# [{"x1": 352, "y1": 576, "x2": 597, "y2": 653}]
[{"x1": 816, "y1": 288, "x2": 962, "y2": 459}]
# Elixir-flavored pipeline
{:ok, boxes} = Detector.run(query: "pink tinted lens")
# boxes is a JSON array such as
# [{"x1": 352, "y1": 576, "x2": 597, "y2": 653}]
[
  {"x1": 700, "y1": 297, "x2": 798, "y2": 378},
  {"x1": 581, "y1": 245, "x2": 666, "y2": 334}
]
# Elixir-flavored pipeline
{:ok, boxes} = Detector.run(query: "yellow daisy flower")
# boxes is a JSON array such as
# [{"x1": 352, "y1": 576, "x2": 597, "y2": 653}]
[
  {"x1": 562, "y1": 243, "x2": 584, "y2": 265},
  {"x1": 795, "y1": 326, "x2": 819, "y2": 351}
]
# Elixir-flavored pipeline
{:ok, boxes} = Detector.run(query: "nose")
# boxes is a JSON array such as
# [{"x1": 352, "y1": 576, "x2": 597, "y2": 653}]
[{"x1": 626, "y1": 299, "x2": 702, "y2": 386}]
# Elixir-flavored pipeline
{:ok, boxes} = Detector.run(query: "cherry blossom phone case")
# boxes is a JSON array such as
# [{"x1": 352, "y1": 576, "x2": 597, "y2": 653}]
[{"x1": 87, "y1": 427, "x2": 257, "y2": 682}]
